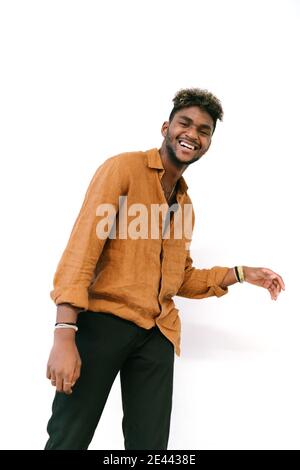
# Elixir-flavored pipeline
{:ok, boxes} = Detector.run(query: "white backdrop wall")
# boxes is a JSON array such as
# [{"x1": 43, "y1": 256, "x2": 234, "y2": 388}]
[{"x1": 0, "y1": 0, "x2": 299, "y2": 450}]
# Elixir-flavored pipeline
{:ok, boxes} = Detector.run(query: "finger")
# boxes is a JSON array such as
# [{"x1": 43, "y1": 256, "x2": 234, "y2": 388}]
[
  {"x1": 272, "y1": 279, "x2": 281, "y2": 294},
  {"x1": 269, "y1": 284, "x2": 277, "y2": 300},
  {"x1": 272, "y1": 283, "x2": 278, "y2": 299},
  {"x1": 268, "y1": 281, "x2": 280, "y2": 299},
  {"x1": 64, "y1": 365, "x2": 81, "y2": 395},
  {"x1": 276, "y1": 282, "x2": 281, "y2": 295},
  {"x1": 63, "y1": 377, "x2": 74, "y2": 395},
  {"x1": 55, "y1": 375, "x2": 63, "y2": 393},
  {"x1": 73, "y1": 362, "x2": 81, "y2": 384},
  {"x1": 274, "y1": 279, "x2": 283, "y2": 298},
  {"x1": 276, "y1": 274, "x2": 285, "y2": 291},
  {"x1": 262, "y1": 269, "x2": 285, "y2": 290},
  {"x1": 46, "y1": 365, "x2": 51, "y2": 379},
  {"x1": 265, "y1": 280, "x2": 273, "y2": 289},
  {"x1": 270, "y1": 290, "x2": 276, "y2": 300},
  {"x1": 266, "y1": 276, "x2": 281, "y2": 298},
  {"x1": 50, "y1": 373, "x2": 57, "y2": 387},
  {"x1": 269, "y1": 271, "x2": 285, "y2": 290},
  {"x1": 272, "y1": 274, "x2": 285, "y2": 292},
  {"x1": 273, "y1": 284, "x2": 280, "y2": 300}
]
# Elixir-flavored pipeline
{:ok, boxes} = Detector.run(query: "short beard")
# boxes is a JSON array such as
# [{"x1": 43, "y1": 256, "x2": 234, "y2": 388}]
[{"x1": 165, "y1": 133, "x2": 201, "y2": 168}]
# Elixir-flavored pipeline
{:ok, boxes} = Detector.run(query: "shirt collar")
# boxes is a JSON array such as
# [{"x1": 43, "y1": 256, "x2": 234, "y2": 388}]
[{"x1": 146, "y1": 148, "x2": 189, "y2": 193}]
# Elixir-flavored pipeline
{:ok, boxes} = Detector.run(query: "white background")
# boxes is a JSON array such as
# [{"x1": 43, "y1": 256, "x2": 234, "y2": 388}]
[{"x1": 0, "y1": 0, "x2": 299, "y2": 450}]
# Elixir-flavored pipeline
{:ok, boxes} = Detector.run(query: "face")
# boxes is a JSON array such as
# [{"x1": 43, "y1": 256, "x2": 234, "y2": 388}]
[{"x1": 161, "y1": 106, "x2": 214, "y2": 166}]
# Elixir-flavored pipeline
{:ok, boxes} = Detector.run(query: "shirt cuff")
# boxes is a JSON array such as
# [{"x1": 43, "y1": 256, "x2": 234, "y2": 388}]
[
  {"x1": 206, "y1": 266, "x2": 230, "y2": 297},
  {"x1": 50, "y1": 286, "x2": 89, "y2": 310}
]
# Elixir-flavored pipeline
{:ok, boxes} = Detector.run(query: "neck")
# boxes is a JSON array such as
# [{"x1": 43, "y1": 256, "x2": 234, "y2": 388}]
[{"x1": 159, "y1": 141, "x2": 187, "y2": 186}]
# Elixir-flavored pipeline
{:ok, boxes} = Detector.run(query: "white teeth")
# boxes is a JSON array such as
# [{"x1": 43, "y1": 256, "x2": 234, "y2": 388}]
[{"x1": 179, "y1": 140, "x2": 195, "y2": 150}]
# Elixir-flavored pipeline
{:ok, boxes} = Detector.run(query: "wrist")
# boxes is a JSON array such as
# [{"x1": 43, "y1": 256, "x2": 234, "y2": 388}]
[
  {"x1": 242, "y1": 266, "x2": 250, "y2": 282},
  {"x1": 56, "y1": 304, "x2": 80, "y2": 324},
  {"x1": 54, "y1": 328, "x2": 76, "y2": 342}
]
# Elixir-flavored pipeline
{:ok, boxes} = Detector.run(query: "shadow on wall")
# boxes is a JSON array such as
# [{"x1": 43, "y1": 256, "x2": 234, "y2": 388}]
[{"x1": 180, "y1": 322, "x2": 270, "y2": 360}]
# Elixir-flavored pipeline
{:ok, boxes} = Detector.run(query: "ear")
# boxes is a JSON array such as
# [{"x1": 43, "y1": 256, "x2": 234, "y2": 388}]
[{"x1": 161, "y1": 121, "x2": 169, "y2": 138}]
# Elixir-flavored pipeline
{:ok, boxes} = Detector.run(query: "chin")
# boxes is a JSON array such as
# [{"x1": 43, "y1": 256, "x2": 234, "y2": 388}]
[{"x1": 176, "y1": 151, "x2": 201, "y2": 164}]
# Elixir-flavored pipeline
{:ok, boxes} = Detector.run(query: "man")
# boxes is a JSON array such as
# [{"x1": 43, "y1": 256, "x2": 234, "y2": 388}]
[{"x1": 45, "y1": 88, "x2": 285, "y2": 450}]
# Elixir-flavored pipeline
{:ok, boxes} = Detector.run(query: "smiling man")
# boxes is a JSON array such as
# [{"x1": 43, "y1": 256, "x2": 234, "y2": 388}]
[{"x1": 45, "y1": 88, "x2": 285, "y2": 450}]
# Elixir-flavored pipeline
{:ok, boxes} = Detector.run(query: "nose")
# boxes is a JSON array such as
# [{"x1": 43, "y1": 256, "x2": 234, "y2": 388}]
[{"x1": 184, "y1": 126, "x2": 199, "y2": 144}]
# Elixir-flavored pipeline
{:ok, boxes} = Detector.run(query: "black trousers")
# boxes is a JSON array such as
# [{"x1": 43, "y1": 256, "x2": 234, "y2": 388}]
[{"x1": 45, "y1": 311, "x2": 175, "y2": 450}]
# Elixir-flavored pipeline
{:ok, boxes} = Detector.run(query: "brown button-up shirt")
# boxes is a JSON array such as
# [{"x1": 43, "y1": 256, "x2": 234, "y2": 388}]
[{"x1": 50, "y1": 148, "x2": 229, "y2": 356}]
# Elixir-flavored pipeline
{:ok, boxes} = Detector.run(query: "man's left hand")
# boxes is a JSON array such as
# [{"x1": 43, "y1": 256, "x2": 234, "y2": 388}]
[{"x1": 243, "y1": 267, "x2": 285, "y2": 301}]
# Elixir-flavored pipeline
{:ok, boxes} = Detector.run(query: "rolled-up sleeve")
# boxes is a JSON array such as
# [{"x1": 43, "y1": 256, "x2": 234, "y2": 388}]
[
  {"x1": 176, "y1": 250, "x2": 230, "y2": 299},
  {"x1": 50, "y1": 157, "x2": 128, "y2": 310}
]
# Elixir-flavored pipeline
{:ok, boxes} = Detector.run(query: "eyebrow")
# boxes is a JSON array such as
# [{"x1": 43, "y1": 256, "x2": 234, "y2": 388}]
[{"x1": 178, "y1": 115, "x2": 213, "y2": 132}]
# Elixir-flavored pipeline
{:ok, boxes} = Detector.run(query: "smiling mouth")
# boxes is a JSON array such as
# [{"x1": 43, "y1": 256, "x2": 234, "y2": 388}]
[{"x1": 178, "y1": 139, "x2": 198, "y2": 151}]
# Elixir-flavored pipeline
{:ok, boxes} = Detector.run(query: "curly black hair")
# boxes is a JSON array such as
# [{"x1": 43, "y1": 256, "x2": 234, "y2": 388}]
[{"x1": 169, "y1": 88, "x2": 223, "y2": 131}]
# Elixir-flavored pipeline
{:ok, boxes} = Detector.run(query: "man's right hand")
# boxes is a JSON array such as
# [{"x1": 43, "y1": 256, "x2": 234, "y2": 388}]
[{"x1": 46, "y1": 328, "x2": 82, "y2": 395}]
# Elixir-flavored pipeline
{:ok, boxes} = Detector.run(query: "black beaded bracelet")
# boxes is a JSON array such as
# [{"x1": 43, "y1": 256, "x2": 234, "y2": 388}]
[
  {"x1": 234, "y1": 266, "x2": 241, "y2": 282},
  {"x1": 55, "y1": 322, "x2": 77, "y2": 326}
]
